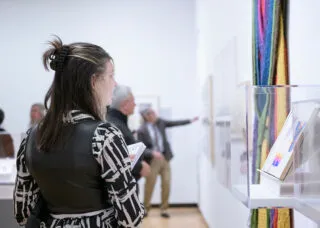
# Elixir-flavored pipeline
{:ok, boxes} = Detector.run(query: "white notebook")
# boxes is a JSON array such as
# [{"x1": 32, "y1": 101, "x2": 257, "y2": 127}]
[{"x1": 127, "y1": 142, "x2": 146, "y2": 169}]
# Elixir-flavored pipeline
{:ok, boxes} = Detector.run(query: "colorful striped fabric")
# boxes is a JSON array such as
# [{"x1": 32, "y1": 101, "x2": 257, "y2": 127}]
[{"x1": 251, "y1": 0, "x2": 291, "y2": 227}]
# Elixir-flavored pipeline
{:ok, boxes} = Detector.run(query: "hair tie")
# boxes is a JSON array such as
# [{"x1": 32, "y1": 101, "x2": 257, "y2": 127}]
[{"x1": 49, "y1": 46, "x2": 70, "y2": 72}]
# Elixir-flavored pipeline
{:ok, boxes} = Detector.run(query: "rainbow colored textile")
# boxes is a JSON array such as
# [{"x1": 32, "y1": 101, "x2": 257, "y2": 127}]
[{"x1": 251, "y1": 0, "x2": 291, "y2": 227}]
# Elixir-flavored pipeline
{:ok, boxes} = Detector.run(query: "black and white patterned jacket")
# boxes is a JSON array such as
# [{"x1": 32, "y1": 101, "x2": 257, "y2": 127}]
[{"x1": 13, "y1": 110, "x2": 145, "y2": 228}]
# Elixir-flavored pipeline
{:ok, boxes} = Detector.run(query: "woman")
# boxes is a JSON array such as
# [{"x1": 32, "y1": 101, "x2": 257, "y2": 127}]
[
  {"x1": 13, "y1": 37, "x2": 145, "y2": 227},
  {"x1": 29, "y1": 103, "x2": 46, "y2": 128}
]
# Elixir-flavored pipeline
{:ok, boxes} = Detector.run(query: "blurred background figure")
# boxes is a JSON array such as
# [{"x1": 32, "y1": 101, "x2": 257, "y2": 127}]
[
  {"x1": 0, "y1": 108, "x2": 5, "y2": 132},
  {"x1": 0, "y1": 108, "x2": 14, "y2": 157},
  {"x1": 138, "y1": 106, "x2": 198, "y2": 218},
  {"x1": 107, "y1": 85, "x2": 156, "y2": 181},
  {"x1": 29, "y1": 103, "x2": 46, "y2": 128}
]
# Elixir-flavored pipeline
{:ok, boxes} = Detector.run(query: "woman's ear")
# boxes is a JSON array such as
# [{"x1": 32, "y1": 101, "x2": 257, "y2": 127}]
[{"x1": 91, "y1": 74, "x2": 97, "y2": 90}]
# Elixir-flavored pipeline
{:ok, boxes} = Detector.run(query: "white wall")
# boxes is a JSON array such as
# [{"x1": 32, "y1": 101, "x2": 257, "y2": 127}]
[
  {"x1": 195, "y1": 0, "x2": 252, "y2": 227},
  {"x1": 0, "y1": 0, "x2": 200, "y2": 204},
  {"x1": 289, "y1": 0, "x2": 320, "y2": 86}
]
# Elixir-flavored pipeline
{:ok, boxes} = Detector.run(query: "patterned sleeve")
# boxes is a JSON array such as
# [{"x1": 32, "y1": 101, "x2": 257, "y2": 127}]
[
  {"x1": 92, "y1": 123, "x2": 145, "y2": 228},
  {"x1": 13, "y1": 129, "x2": 40, "y2": 225}
]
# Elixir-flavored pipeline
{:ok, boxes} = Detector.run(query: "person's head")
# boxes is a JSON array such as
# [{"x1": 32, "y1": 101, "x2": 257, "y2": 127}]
[
  {"x1": 30, "y1": 103, "x2": 45, "y2": 126},
  {"x1": 39, "y1": 36, "x2": 116, "y2": 151},
  {"x1": 110, "y1": 85, "x2": 136, "y2": 116},
  {"x1": 0, "y1": 109, "x2": 4, "y2": 126},
  {"x1": 140, "y1": 108, "x2": 158, "y2": 123}
]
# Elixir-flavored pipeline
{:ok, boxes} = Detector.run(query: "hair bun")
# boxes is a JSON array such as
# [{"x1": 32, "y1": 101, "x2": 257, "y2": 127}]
[{"x1": 49, "y1": 46, "x2": 70, "y2": 72}]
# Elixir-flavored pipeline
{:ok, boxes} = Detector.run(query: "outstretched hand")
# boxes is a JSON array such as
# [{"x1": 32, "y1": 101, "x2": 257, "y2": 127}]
[{"x1": 191, "y1": 116, "x2": 199, "y2": 123}]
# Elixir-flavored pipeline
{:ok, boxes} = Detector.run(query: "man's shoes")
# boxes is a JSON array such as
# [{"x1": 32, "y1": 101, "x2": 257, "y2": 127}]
[{"x1": 160, "y1": 211, "x2": 170, "y2": 218}]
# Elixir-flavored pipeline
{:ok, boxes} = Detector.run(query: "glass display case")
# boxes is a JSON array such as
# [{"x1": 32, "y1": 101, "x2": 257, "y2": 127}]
[
  {"x1": 229, "y1": 85, "x2": 320, "y2": 210},
  {"x1": 291, "y1": 100, "x2": 320, "y2": 222}
]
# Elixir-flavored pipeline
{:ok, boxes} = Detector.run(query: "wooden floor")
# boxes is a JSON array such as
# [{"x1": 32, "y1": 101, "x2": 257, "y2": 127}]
[{"x1": 142, "y1": 207, "x2": 208, "y2": 228}]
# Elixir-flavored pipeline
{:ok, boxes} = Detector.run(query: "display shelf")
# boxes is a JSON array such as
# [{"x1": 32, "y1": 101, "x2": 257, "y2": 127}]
[
  {"x1": 228, "y1": 85, "x2": 320, "y2": 215},
  {"x1": 232, "y1": 184, "x2": 296, "y2": 208}
]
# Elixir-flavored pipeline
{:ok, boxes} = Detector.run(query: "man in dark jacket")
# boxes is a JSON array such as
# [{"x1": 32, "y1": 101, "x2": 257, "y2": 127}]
[
  {"x1": 138, "y1": 106, "x2": 198, "y2": 218},
  {"x1": 106, "y1": 85, "x2": 163, "y2": 180}
]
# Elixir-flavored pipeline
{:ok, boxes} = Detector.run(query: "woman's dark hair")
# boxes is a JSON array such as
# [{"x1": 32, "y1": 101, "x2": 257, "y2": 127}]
[
  {"x1": 0, "y1": 108, "x2": 4, "y2": 125},
  {"x1": 38, "y1": 36, "x2": 112, "y2": 151}
]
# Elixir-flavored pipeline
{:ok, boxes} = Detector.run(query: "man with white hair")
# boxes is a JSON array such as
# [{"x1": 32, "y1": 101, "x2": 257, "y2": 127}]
[{"x1": 106, "y1": 85, "x2": 163, "y2": 180}]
